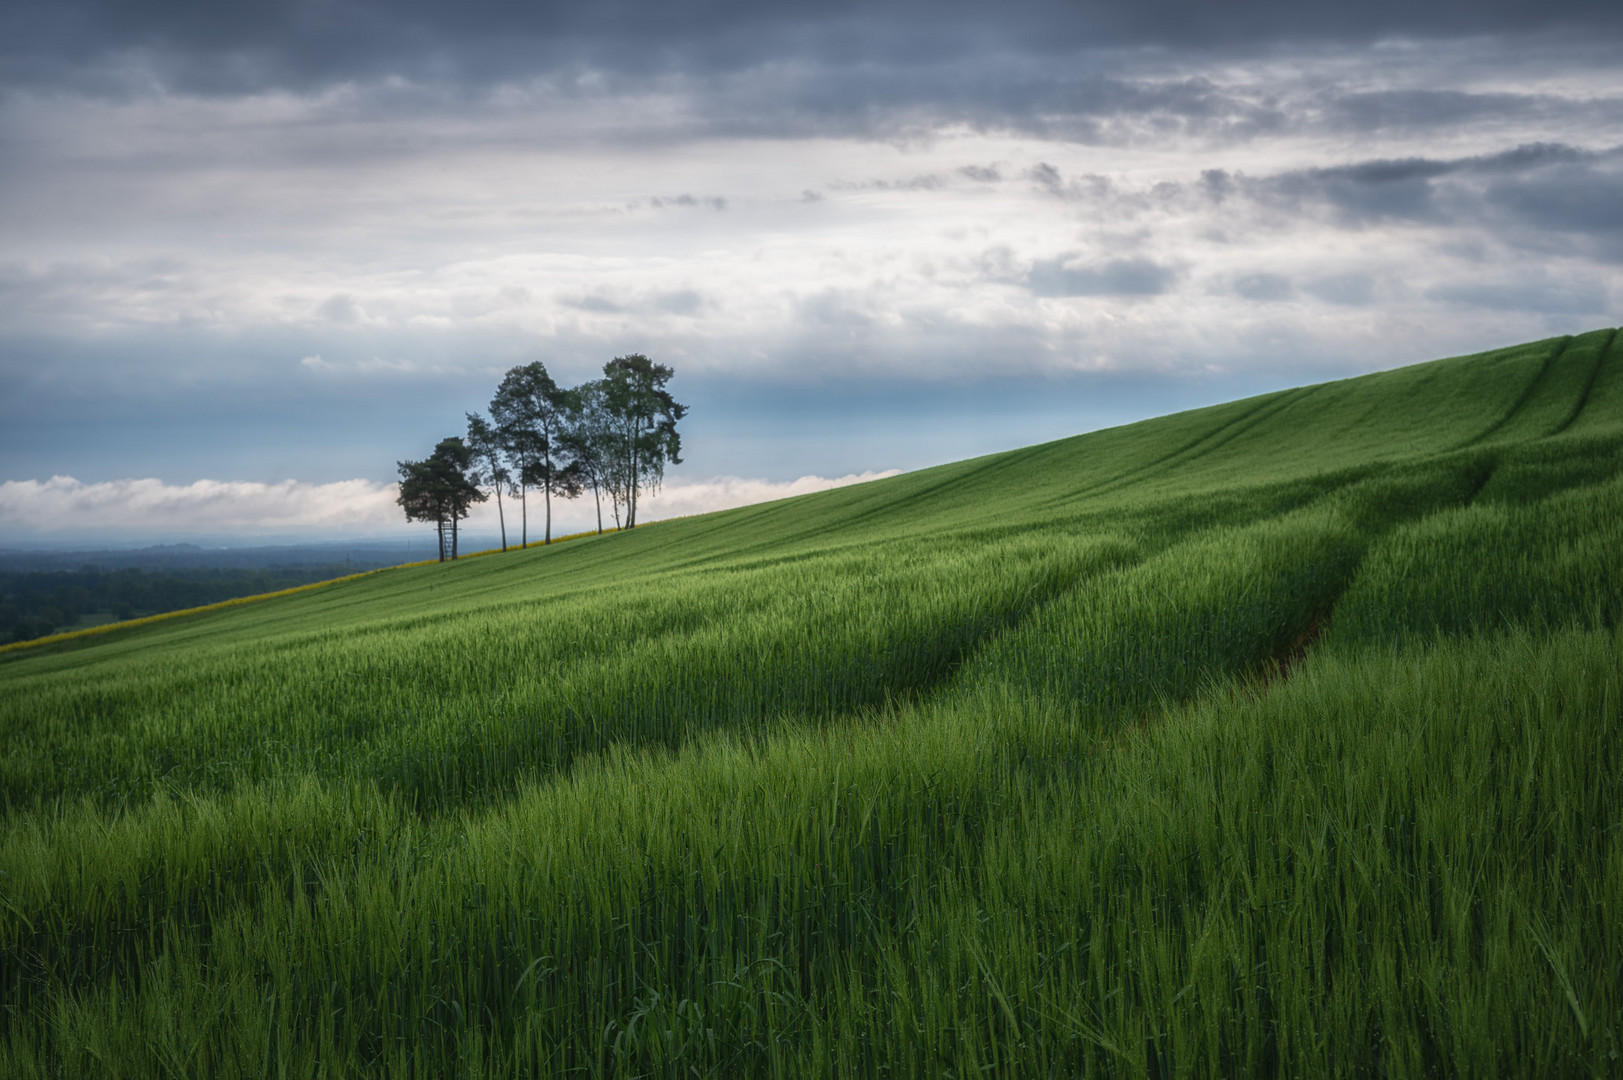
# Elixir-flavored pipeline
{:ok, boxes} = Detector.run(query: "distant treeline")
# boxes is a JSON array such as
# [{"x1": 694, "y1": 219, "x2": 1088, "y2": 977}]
[
  {"x1": 0, "y1": 565, "x2": 358, "y2": 643},
  {"x1": 0, "y1": 542, "x2": 420, "y2": 575}
]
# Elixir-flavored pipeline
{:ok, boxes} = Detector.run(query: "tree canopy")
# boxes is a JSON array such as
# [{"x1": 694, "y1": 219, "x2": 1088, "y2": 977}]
[
  {"x1": 396, "y1": 436, "x2": 486, "y2": 561},
  {"x1": 491, "y1": 362, "x2": 577, "y2": 545},
  {"x1": 399, "y1": 354, "x2": 684, "y2": 555},
  {"x1": 601, "y1": 354, "x2": 686, "y2": 530}
]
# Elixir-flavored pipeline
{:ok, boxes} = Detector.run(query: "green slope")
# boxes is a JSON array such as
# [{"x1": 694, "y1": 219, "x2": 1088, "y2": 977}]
[
  {"x1": 9, "y1": 326, "x2": 1616, "y2": 670},
  {"x1": 2, "y1": 330, "x2": 1621, "y2": 1077}
]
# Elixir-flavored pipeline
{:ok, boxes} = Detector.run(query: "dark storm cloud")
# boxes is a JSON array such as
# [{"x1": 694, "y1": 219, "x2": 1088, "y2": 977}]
[
  {"x1": 809, "y1": 72, "x2": 1294, "y2": 144},
  {"x1": 574, "y1": 65, "x2": 1299, "y2": 145},
  {"x1": 1316, "y1": 90, "x2": 1578, "y2": 134},
  {"x1": 692, "y1": 69, "x2": 1622, "y2": 150},
  {"x1": 5, "y1": 0, "x2": 1621, "y2": 96},
  {"x1": 1485, "y1": 160, "x2": 1623, "y2": 235},
  {"x1": 1228, "y1": 143, "x2": 1617, "y2": 229}
]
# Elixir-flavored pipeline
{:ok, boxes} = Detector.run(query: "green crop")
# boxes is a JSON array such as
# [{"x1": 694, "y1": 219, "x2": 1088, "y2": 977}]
[{"x1": 1, "y1": 329, "x2": 1620, "y2": 1077}]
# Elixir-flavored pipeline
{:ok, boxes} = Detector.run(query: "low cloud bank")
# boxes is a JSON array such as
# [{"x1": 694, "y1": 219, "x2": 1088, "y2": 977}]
[
  {"x1": 0, "y1": 470, "x2": 902, "y2": 543},
  {"x1": 0, "y1": 476, "x2": 401, "y2": 537},
  {"x1": 637, "y1": 471, "x2": 902, "y2": 521}
]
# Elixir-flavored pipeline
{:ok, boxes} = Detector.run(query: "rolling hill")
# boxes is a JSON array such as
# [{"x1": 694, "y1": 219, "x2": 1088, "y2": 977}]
[{"x1": 2, "y1": 327, "x2": 1620, "y2": 1077}]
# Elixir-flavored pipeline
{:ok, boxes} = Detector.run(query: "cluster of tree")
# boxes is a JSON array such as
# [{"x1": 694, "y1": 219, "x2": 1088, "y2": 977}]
[
  {"x1": 0, "y1": 566, "x2": 359, "y2": 643},
  {"x1": 398, "y1": 354, "x2": 685, "y2": 560}
]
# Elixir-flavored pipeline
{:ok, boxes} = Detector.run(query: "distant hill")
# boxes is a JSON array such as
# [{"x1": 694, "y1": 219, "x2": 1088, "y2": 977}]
[{"x1": 0, "y1": 539, "x2": 445, "y2": 573}]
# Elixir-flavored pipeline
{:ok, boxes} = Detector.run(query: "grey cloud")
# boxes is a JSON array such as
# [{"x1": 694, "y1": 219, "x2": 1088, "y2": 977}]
[
  {"x1": 1243, "y1": 142, "x2": 1607, "y2": 226},
  {"x1": 1026, "y1": 163, "x2": 1114, "y2": 201},
  {"x1": 974, "y1": 246, "x2": 1023, "y2": 283},
  {"x1": 568, "y1": 295, "x2": 625, "y2": 314},
  {"x1": 829, "y1": 174, "x2": 948, "y2": 193},
  {"x1": 1485, "y1": 160, "x2": 1623, "y2": 235},
  {"x1": 1281, "y1": 169, "x2": 1441, "y2": 222},
  {"x1": 1258, "y1": 157, "x2": 1456, "y2": 223},
  {"x1": 647, "y1": 194, "x2": 728, "y2": 210},
  {"x1": 1028, "y1": 257, "x2": 1175, "y2": 297},
  {"x1": 7, "y1": 34, "x2": 1613, "y2": 162},
  {"x1": 679, "y1": 70, "x2": 1616, "y2": 146},
  {"x1": 1028, "y1": 162, "x2": 1063, "y2": 191},
  {"x1": 1318, "y1": 89, "x2": 1559, "y2": 133},
  {"x1": 959, "y1": 164, "x2": 1002, "y2": 183},
  {"x1": 797, "y1": 290, "x2": 874, "y2": 327},
  {"x1": 653, "y1": 290, "x2": 704, "y2": 315},
  {"x1": 1464, "y1": 143, "x2": 1597, "y2": 174},
  {"x1": 565, "y1": 290, "x2": 707, "y2": 315},
  {"x1": 1201, "y1": 169, "x2": 1236, "y2": 202},
  {"x1": 1023, "y1": 166, "x2": 1183, "y2": 214},
  {"x1": 1426, "y1": 278, "x2": 1609, "y2": 315},
  {"x1": 317, "y1": 293, "x2": 363, "y2": 325},
  {"x1": 1303, "y1": 273, "x2": 1376, "y2": 306},
  {"x1": 1234, "y1": 273, "x2": 1293, "y2": 302},
  {"x1": 7, "y1": 0, "x2": 1620, "y2": 99}
]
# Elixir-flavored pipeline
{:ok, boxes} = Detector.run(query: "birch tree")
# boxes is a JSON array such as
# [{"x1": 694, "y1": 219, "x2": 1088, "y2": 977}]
[
  {"x1": 490, "y1": 362, "x2": 574, "y2": 546},
  {"x1": 600, "y1": 354, "x2": 686, "y2": 529},
  {"x1": 464, "y1": 412, "x2": 511, "y2": 551}
]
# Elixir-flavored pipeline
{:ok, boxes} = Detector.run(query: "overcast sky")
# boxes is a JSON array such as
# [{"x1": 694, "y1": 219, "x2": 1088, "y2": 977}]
[{"x1": 2, "y1": 0, "x2": 1620, "y2": 544}]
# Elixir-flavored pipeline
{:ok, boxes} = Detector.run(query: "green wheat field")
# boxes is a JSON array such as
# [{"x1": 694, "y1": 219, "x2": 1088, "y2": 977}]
[{"x1": 2, "y1": 329, "x2": 1621, "y2": 1077}]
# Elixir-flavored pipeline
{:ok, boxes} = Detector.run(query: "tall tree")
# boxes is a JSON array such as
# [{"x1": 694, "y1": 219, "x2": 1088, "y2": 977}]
[
  {"x1": 464, "y1": 412, "x2": 511, "y2": 552},
  {"x1": 601, "y1": 354, "x2": 686, "y2": 529},
  {"x1": 499, "y1": 420, "x2": 544, "y2": 548},
  {"x1": 560, "y1": 379, "x2": 619, "y2": 535},
  {"x1": 396, "y1": 437, "x2": 486, "y2": 561},
  {"x1": 524, "y1": 453, "x2": 586, "y2": 533},
  {"x1": 490, "y1": 361, "x2": 575, "y2": 545}
]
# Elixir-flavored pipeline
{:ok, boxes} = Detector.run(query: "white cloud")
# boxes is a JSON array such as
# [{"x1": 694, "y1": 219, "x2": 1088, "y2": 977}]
[
  {"x1": 296, "y1": 353, "x2": 437, "y2": 377},
  {"x1": 448, "y1": 470, "x2": 907, "y2": 539},
  {"x1": 5, "y1": 53, "x2": 1620, "y2": 387},
  {"x1": 0, "y1": 470, "x2": 902, "y2": 542},
  {"x1": 0, "y1": 476, "x2": 402, "y2": 537},
  {"x1": 638, "y1": 470, "x2": 901, "y2": 520}
]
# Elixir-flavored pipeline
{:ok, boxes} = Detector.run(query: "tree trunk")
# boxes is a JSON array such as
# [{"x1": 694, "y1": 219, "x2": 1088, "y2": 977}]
[
  {"x1": 494, "y1": 484, "x2": 506, "y2": 552},
  {"x1": 543, "y1": 446, "x2": 553, "y2": 544},
  {"x1": 592, "y1": 477, "x2": 603, "y2": 534},
  {"x1": 627, "y1": 423, "x2": 638, "y2": 529},
  {"x1": 452, "y1": 516, "x2": 459, "y2": 560},
  {"x1": 520, "y1": 482, "x2": 528, "y2": 548}
]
